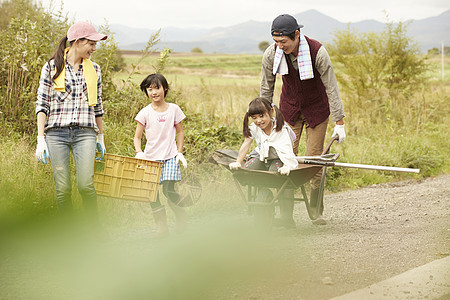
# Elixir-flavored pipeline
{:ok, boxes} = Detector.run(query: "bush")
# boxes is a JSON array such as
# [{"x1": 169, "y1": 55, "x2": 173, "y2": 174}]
[
  {"x1": 191, "y1": 47, "x2": 203, "y2": 54},
  {"x1": 184, "y1": 115, "x2": 242, "y2": 163},
  {"x1": 328, "y1": 22, "x2": 428, "y2": 98},
  {"x1": 0, "y1": 0, "x2": 39, "y2": 30},
  {"x1": 0, "y1": 4, "x2": 68, "y2": 135},
  {"x1": 258, "y1": 41, "x2": 270, "y2": 52},
  {"x1": 327, "y1": 21, "x2": 429, "y2": 129}
]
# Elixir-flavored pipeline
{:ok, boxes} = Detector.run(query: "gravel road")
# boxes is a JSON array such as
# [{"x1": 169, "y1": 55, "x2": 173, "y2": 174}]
[{"x1": 209, "y1": 174, "x2": 450, "y2": 299}]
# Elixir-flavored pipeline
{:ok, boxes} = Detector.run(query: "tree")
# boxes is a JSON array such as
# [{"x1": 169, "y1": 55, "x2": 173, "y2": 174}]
[
  {"x1": 427, "y1": 48, "x2": 439, "y2": 55},
  {"x1": 327, "y1": 22, "x2": 428, "y2": 103},
  {"x1": 326, "y1": 21, "x2": 431, "y2": 129},
  {"x1": 191, "y1": 47, "x2": 203, "y2": 54},
  {"x1": 258, "y1": 41, "x2": 270, "y2": 52}
]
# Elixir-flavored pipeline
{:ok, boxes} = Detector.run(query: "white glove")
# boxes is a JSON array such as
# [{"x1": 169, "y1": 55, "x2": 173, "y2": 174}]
[
  {"x1": 96, "y1": 134, "x2": 106, "y2": 160},
  {"x1": 176, "y1": 153, "x2": 187, "y2": 168},
  {"x1": 278, "y1": 165, "x2": 290, "y2": 176},
  {"x1": 35, "y1": 136, "x2": 49, "y2": 164},
  {"x1": 229, "y1": 162, "x2": 241, "y2": 170},
  {"x1": 135, "y1": 152, "x2": 145, "y2": 160},
  {"x1": 331, "y1": 124, "x2": 346, "y2": 144}
]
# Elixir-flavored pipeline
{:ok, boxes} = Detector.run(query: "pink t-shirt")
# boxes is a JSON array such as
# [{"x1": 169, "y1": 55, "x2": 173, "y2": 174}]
[{"x1": 135, "y1": 103, "x2": 186, "y2": 160}]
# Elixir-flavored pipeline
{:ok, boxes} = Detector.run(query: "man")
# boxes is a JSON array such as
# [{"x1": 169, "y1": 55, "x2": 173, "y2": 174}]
[{"x1": 260, "y1": 14, "x2": 345, "y2": 226}]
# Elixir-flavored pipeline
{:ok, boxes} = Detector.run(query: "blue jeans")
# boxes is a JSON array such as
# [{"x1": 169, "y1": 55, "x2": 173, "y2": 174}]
[{"x1": 46, "y1": 126, "x2": 98, "y2": 216}]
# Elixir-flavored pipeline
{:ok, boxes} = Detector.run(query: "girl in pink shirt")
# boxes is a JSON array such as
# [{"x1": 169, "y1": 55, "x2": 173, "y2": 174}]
[{"x1": 134, "y1": 73, "x2": 189, "y2": 237}]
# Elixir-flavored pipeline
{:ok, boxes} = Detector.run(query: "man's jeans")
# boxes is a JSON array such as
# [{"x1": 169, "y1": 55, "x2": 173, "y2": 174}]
[{"x1": 46, "y1": 126, "x2": 98, "y2": 216}]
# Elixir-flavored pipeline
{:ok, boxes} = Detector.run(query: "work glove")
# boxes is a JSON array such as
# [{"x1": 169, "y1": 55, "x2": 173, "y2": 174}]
[
  {"x1": 229, "y1": 162, "x2": 241, "y2": 170},
  {"x1": 331, "y1": 124, "x2": 346, "y2": 144},
  {"x1": 176, "y1": 153, "x2": 187, "y2": 168},
  {"x1": 35, "y1": 136, "x2": 49, "y2": 164},
  {"x1": 96, "y1": 134, "x2": 106, "y2": 160},
  {"x1": 135, "y1": 152, "x2": 145, "y2": 160},
  {"x1": 278, "y1": 165, "x2": 291, "y2": 176}
]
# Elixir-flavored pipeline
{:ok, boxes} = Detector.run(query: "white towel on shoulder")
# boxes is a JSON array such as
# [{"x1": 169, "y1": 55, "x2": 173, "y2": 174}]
[
  {"x1": 272, "y1": 46, "x2": 288, "y2": 75},
  {"x1": 272, "y1": 33, "x2": 314, "y2": 80}
]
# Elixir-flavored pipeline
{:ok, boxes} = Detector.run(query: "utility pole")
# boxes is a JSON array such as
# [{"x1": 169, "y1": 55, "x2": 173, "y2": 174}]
[{"x1": 442, "y1": 41, "x2": 445, "y2": 81}]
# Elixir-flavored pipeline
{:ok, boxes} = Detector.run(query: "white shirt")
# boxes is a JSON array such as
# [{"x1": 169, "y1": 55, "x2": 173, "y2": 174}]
[
  {"x1": 249, "y1": 121, "x2": 298, "y2": 169},
  {"x1": 135, "y1": 103, "x2": 185, "y2": 160}
]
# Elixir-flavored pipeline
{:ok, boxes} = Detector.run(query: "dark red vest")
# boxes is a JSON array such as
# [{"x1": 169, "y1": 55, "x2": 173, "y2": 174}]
[{"x1": 279, "y1": 36, "x2": 330, "y2": 128}]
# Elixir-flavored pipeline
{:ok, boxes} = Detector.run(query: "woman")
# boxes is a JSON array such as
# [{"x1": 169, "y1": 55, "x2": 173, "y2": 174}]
[{"x1": 35, "y1": 22, "x2": 107, "y2": 222}]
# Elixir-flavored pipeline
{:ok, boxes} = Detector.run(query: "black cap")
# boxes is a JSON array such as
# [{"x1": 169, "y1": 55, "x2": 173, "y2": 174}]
[{"x1": 271, "y1": 14, "x2": 304, "y2": 36}]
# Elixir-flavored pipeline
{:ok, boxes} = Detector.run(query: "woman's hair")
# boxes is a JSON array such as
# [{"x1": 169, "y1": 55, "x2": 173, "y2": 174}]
[
  {"x1": 49, "y1": 36, "x2": 68, "y2": 82},
  {"x1": 49, "y1": 36, "x2": 85, "y2": 82},
  {"x1": 242, "y1": 97, "x2": 285, "y2": 138},
  {"x1": 140, "y1": 73, "x2": 169, "y2": 97}
]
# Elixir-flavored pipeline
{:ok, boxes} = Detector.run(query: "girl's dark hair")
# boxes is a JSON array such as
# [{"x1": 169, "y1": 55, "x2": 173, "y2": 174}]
[
  {"x1": 242, "y1": 97, "x2": 285, "y2": 138},
  {"x1": 140, "y1": 73, "x2": 169, "y2": 97}
]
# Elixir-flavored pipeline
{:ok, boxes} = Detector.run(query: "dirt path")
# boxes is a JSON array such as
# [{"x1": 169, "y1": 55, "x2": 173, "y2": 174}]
[{"x1": 1, "y1": 175, "x2": 449, "y2": 299}]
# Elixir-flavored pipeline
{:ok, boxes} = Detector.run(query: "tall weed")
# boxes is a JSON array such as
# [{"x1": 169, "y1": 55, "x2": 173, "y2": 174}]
[{"x1": 0, "y1": 137, "x2": 56, "y2": 220}]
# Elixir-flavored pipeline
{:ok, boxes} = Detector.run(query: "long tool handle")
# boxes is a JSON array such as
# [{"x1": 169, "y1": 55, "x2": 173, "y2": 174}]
[
  {"x1": 297, "y1": 159, "x2": 420, "y2": 174},
  {"x1": 334, "y1": 162, "x2": 420, "y2": 174}
]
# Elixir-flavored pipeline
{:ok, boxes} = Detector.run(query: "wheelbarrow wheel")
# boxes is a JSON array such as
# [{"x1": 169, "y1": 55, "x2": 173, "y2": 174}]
[
  {"x1": 174, "y1": 179, "x2": 202, "y2": 207},
  {"x1": 253, "y1": 188, "x2": 274, "y2": 229}
]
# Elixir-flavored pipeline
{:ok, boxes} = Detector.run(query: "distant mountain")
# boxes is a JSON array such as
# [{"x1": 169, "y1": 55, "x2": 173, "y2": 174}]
[
  {"x1": 111, "y1": 9, "x2": 450, "y2": 53},
  {"x1": 408, "y1": 9, "x2": 450, "y2": 51},
  {"x1": 111, "y1": 24, "x2": 209, "y2": 46}
]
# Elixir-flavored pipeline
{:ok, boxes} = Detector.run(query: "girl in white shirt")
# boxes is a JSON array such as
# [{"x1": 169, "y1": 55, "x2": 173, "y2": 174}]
[
  {"x1": 229, "y1": 97, "x2": 299, "y2": 229},
  {"x1": 229, "y1": 97, "x2": 298, "y2": 174}
]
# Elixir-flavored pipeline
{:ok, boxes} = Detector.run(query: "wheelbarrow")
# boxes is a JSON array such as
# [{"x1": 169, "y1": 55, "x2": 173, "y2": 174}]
[
  {"x1": 209, "y1": 138, "x2": 339, "y2": 225},
  {"x1": 209, "y1": 137, "x2": 420, "y2": 227}
]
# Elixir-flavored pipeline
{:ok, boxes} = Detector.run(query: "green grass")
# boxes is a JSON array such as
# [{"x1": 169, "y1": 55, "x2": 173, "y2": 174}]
[
  {"x1": 123, "y1": 53, "x2": 262, "y2": 73},
  {"x1": 425, "y1": 54, "x2": 450, "y2": 81},
  {"x1": 116, "y1": 53, "x2": 265, "y2": 85}
]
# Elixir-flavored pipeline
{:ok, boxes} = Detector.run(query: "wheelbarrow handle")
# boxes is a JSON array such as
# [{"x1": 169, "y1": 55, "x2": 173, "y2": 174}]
[{"x1": 322, "y1": 136, "x2": 339, "y2": 155}]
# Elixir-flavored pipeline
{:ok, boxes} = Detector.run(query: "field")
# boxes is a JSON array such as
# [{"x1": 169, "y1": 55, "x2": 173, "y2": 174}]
[
  {"x1": 117, "y1": 50, "x2": 450, "y2": 125},
  {"x1": 115, "y1": 52, "x2": 276, "y2": 130},
  {"x1": 116, "y1": 50, "x2": 450, "y2": 175}
]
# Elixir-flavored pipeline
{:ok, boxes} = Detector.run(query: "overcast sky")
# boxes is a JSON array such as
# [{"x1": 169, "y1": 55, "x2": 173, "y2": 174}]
[{"x1": 41, "y1": 0, "x2": 449, "y2": 29}]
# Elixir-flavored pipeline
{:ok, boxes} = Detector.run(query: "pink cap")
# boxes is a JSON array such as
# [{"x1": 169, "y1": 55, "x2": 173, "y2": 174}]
[{"x1": 67, "y1": 22, "x2": 107, "y2": 42}]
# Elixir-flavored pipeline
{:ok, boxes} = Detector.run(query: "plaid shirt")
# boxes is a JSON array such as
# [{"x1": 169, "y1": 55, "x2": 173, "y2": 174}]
[{"x1": 36, "y1": 59, "x2": 104, "y2": 132}]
